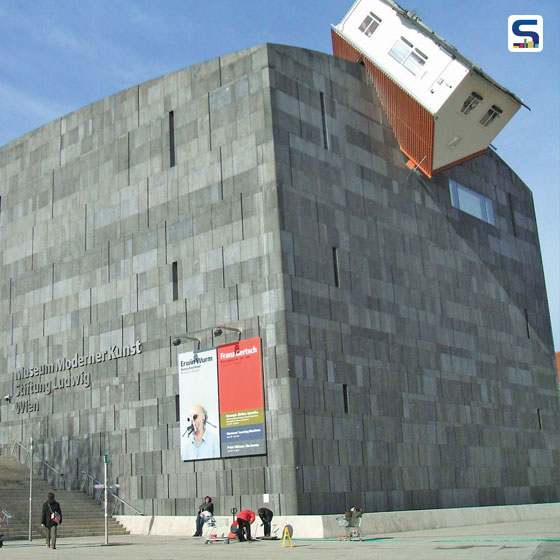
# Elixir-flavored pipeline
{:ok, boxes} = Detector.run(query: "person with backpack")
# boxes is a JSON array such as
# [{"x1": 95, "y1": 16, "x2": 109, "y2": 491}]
[{"x1": 41, "y1": 492, "x2": 62, "y2": 549}]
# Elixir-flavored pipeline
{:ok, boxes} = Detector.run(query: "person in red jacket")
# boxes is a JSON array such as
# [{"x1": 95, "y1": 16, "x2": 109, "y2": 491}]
[{"x1": 235, "y1": 509, "x2": 256, "y2": 542}]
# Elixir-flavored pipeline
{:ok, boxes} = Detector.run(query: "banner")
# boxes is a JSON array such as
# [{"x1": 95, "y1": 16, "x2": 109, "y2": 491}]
[
  {"x1": 218, "y1": 337, "x2": 265, "y2": 458},
  {"x1": 178, "y1": 337, "x2": 265, "y2": 461},
  {"x1": 178, "y1": 348, "x2": 220, "y2": 461}
]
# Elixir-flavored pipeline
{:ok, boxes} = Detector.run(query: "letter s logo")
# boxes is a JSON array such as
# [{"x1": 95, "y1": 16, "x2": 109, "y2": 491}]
[
  {"x1": 512, "y1": 20, "x2": 539, "y2": 44},
  {"x1": 508, "y1": 15, "x2": 543, "y2": 52}
]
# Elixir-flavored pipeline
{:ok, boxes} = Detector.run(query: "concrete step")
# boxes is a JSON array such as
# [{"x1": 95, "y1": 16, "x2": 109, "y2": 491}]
[{"x1": 0, "y1": 453, "x2": 130, "y2": 541}]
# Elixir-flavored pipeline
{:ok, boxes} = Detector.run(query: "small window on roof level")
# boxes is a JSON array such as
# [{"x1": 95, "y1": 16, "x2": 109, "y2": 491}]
[
  {"x1": 460, "y1": 92, "x2": 483, "y2": 115},
  {"x1": 359, "y1": 12, "x2": 382, "y2": 37},
  {"x1": 479, "y1": 105, "x2": 502, "y2": 127}
]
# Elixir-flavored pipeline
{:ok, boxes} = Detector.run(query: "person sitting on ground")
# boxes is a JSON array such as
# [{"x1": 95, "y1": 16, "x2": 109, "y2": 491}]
[
  {"x1": 235, "y1": 509, "x2": 256, "y2": 542},
  {"x1": 193, "y1": 496, "x2": 214, "y2": 537},
  {"x1": 40, "y1": 492, "x2": 62, "y2": 549},
  {"x1": 257, "y1": 507, "x2": 274, "y2": 537}
]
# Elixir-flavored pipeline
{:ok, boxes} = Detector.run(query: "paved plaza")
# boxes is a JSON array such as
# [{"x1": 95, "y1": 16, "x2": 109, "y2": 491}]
[{"x1": 1, "y1": 518, "x2": 558, "y2": 559}]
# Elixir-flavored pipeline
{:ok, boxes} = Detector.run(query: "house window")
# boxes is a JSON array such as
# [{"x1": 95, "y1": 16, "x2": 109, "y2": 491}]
[
  {"x1": 359, "y1": 12, "x2": 381, "y2": 37},
  {"x1": 449, "y1": 179, "x2": 495, "y2": 225},
  {"x1": 479, "y1": 105, "x2": 502, "y2": 127},
  {"x1": 389, "y1": 38, "x2": 428, "y2": 75},
  {"x1": 389, "y1": 37, "x2": 413, "y2": 63},
  {"x1": 403, "y1": 48, "x2": 428, "y2": 74},
  {"x1": 460, "y1": 92, "x2": 483, "y2": 115}
]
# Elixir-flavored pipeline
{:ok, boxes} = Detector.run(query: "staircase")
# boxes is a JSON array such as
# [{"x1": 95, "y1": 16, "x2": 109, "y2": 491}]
[{"x1": 0, "y1": 454, "x2": 129, "y2": 540}]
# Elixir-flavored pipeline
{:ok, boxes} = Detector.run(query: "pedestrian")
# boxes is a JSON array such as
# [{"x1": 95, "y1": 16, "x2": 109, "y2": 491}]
[
  {"x1": 41, "y1": 492, "x2": 62, "y2": 549},
  {"x1": 236, "y1": 509, "x2": 255, "y2": 542},
  {"x1": 258, "y1": 507, "x2": 274, "y2": 537},
  {"x1": 193, "y1": 496, "x2": 214, "y2": 537}
]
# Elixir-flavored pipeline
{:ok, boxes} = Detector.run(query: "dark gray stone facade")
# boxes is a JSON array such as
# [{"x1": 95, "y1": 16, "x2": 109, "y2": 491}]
[{"x1": 0, "y1": 44, "x2": 558, "y2": 516}]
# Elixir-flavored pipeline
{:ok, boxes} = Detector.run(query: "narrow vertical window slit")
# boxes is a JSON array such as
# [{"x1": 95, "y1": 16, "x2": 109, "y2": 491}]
[
  {"x1": 51, "y1": 171, "x2": 55, "y2": 218},
  {"x1": 169, "y1": 111, "x2": 176, "y2": 168},
  {"x1": 146, "y1": 178, "x2": 150, "y2": 228},
  {"x1": 172, "y1": 261, "x2": 179, "y2": 301},
  {"x1": 508, "y1": 192, "x2": 517, "y2": 237},
  {"x1": 207, "y1": 93, "x2": 212, "y2": 151},
  {"x1": 164, "y1": 221, "x2": 168, "y2": 264},
  {"x1": 332, "y1": 247, "x2": 340, "y2": 288},
  {"x1": 221, "y1": 247, "x2": 225, "y2": 288},
  {"x1": 127, "y1": 132, "x2": 131, "y2": 185},
  {"x1": 320, "y1": 92, "x2": 329, "y2": 150},
  {"x1": 84, "y1": 204, "x2": 88, "y2": 250}
]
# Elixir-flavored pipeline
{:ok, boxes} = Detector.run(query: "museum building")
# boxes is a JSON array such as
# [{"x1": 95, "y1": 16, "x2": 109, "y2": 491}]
[{"x1": 0, "y1": 1, "x2": 559, "y2": 517}]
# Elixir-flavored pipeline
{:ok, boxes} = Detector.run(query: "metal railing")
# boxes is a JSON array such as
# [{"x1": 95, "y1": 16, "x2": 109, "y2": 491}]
[
  {"x1": 1, "y1": 508, "x2": 12, "y2": 538},
  {"x1": 10, "y1": 440, "x2": 66, "y2": 490},
  {"x1": 80, "y1": 471, "x2": 143, "y2": 516}
]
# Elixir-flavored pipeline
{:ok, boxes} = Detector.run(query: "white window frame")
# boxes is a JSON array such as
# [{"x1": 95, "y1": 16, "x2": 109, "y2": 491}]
[
  {"x1": 359, "y1": 12, "x2": 382, "y2": 37},
  {"x1": 479, "y1": 105, "x2": 502, "y2": 127},
  {"x1": 459, "y1": 92, "x2": 483, "y2": 115},
  {"x1": 449, "y1": 179, "x2": 495, "y2": 225},
  {"x1": 389, "y1": 38, "x2": 428, "y2": 76},
  {"x1": 389, "y1": 37, "x2": 413, "y2": 63}
]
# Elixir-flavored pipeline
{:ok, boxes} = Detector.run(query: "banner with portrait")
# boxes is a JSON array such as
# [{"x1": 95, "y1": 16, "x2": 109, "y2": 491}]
[
  {"x1": 178, "y1": 348, "x2": 220, "y2": 461},
  {"x1": 178, "y1": 337, "x2": 265, "y2": 461}
]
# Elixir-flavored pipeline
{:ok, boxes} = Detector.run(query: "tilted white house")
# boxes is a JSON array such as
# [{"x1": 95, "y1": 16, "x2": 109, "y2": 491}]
[{"x1": 332, "y1": 0, "x2": 527, "y2": 177}]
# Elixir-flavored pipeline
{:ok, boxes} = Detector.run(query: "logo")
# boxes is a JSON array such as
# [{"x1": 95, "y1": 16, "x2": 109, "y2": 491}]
[{"x1": 508, "y1": 15, "x2": 543, "y2": 52}]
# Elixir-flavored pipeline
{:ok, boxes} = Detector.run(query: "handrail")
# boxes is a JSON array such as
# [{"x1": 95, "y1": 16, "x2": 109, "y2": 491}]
[
  {"x1": 10, "y1": 440, "x2": 65, "y2": 490},
  {"x1": 1, "y1": 508, "x2": 12, "y2": 538},
  {"x1": 80, "y1": 471, "x2": 143, "y2": 516}
]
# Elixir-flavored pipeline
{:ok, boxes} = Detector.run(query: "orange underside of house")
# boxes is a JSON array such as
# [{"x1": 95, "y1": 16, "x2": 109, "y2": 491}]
[{"x1": 331, "y1": 30, "x2": 487, "y2": 178}]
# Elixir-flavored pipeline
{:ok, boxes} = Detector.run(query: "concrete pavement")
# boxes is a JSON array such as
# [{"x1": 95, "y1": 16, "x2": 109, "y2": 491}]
[{"x1": 0, "y1": 518, "x2": 558, "y2": 559}]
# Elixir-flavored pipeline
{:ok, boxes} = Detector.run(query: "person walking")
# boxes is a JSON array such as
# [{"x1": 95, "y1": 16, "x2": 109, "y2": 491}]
[
  {"x1": 41, "y1": 492, "x2": 62, "y2": 549},
  {"x1": 193, "y1": 496, "x2": 214, "y2": 537}
]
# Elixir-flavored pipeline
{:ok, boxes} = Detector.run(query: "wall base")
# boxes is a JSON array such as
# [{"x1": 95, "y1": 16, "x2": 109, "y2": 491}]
[{"x1": 116, "y1": 502, "x2": 560, "y2": 539}]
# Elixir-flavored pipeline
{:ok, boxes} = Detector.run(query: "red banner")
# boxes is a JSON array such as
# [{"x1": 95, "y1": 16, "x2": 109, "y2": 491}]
[{"x1": 217, "y1": 337, "x2": 265, "y2": 457}]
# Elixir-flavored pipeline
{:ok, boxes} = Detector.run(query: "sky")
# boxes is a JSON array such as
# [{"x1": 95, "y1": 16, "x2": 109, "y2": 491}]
[{"x1": 0, "y1": 0, "x2": 558, "y2": 348}]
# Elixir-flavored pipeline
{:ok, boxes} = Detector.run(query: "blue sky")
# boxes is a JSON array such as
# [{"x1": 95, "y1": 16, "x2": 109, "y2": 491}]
[{"x1": 0, "y1": 0, "x2": 558, "y2": 348}]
